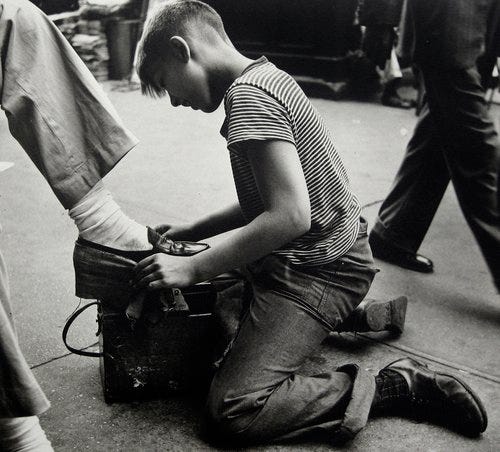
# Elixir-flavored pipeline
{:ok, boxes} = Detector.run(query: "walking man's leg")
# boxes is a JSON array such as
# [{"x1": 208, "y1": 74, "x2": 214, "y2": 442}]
[
  {"x1": 420, "y1": 65, "x2": 500, "y2": 290},
  {"x1": 370, "y1": 104, "x2": 449, "y2": 272}
]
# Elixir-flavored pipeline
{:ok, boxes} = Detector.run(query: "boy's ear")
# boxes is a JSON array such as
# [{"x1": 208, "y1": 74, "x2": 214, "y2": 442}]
[{"x1": 169, "y1": 36, "x2": 190, "y2": 63}]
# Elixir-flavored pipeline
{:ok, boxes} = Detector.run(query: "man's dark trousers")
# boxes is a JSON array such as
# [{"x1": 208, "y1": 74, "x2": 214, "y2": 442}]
[{"x1": 372, "y1": 60, "x2": 500, "y2": 289}]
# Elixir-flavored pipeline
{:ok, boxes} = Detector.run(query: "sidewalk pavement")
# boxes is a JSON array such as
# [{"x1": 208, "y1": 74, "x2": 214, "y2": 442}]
[{"x1": 1, "y1": 82, "x2": 498, "y2": 451}]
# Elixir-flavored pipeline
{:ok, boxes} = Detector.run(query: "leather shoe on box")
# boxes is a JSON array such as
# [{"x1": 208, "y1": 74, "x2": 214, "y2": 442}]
[
  {"x1": 369, "y1": 230, "x2": 434, "y2": 273},
  {"x1": 73, "y1": 227, "x2": 209, "y2": 301},
  {"x1": 381, "y1": 357, "x2": 488, "y2": 437}
]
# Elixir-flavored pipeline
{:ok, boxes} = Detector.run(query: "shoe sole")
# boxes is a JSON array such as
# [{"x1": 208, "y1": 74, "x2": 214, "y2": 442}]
[{"x1": 365, "y1": 296, "x2": 408, "y2": 334}]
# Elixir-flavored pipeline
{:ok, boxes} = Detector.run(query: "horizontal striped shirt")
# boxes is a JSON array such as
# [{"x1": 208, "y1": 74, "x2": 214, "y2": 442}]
[{"x1": 220, "y1": 57, "x2": 360, "y2": 266}]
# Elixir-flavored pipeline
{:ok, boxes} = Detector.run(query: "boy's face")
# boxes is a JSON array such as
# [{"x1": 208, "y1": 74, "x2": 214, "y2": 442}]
[{"x1": 152, "y1": 55, "x2": 221, "y2": 113}]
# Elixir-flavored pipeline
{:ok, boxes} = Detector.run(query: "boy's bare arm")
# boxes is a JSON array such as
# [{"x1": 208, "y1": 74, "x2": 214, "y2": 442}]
[
  {"x1": 133, "y1": 139, "x2": 311, "y2": 288},
  {"x1": 155, "y1": 203, "x2": 246, "y2": 241}
]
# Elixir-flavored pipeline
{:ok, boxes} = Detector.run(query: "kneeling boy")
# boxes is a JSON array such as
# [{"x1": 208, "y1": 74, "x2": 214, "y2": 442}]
[{"x1": 132, "y1": 0, "x2": 487, "y2": 444}]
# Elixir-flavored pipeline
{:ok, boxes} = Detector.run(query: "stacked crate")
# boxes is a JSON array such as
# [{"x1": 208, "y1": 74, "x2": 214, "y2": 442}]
[{"x1": 52, "y1": 13, "x2": 109, "y2": 81}]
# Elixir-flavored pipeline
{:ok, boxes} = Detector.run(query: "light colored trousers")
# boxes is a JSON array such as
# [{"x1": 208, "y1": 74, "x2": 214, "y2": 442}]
[{"x1": 0, "y1": 0, "x2": 137, "y2": 416}]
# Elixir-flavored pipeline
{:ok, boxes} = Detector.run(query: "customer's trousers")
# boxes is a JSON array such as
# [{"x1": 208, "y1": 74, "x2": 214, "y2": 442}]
[
  {"x1": 0, "y1": 0, "x2": 138, "y2": 209},
  {"x1": 373, "y1": 63, "x2": 500, "y2": 290},
  {"x1": 0, "y1": 0, "x2": 137, "y2": 416},
  {"x1": 0, "y1": 246, "x2": 50, "y2": 417},
  {"x1": 206, "y1": 221, "x2": 378, "y2": 444}
]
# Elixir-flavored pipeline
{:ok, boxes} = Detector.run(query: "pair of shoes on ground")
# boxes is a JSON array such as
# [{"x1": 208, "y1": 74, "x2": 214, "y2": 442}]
[
  {"x1": 378, "y1": 357, "x2": 488, "y2": 437},
  {"x1": 369, "y1": 230, "x2": 434, "y2": 273}
]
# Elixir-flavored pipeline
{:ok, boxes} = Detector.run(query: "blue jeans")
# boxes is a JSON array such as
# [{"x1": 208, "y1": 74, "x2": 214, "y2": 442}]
[{"x1": 206, "y1": 219, "x2": 378, "y2": 444}]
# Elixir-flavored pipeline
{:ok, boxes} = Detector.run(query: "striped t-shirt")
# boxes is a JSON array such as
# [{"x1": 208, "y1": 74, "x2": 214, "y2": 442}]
[{"x1": 220, "y1": 57, "x2": 361, "y2": 266}]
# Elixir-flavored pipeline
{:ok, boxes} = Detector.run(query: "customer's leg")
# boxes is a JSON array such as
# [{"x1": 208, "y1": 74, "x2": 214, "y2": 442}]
[
  {"x1": 206, "y1": 288, "x2": 375, "y2": 444},
  {"x1": 422, "y1": 66, "x2": 500, "y2": 289},
  {"x1": 0, "y1": 1, "x2": 152, "y2": 251},
  {"x1": 0, "y1": 417, "x2": 53, "y2": 452},
  {"x1": 0, "y1": 250, "x2": 49, "y2": 418},
  {"x1": 0, "y1": 0, "x2": 137, "y2": 209},
  {"x1": 0, "y1": 249, "x2": 52, "y2": 450}
]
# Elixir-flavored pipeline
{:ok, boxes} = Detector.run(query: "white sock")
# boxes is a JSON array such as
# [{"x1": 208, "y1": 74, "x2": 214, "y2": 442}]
[
  {"x1": 0, "y1": 416, "x2": 53, "y2": 452},
  {"x1": 69, "y1": 180, "x2": 152, "y2": 251}
]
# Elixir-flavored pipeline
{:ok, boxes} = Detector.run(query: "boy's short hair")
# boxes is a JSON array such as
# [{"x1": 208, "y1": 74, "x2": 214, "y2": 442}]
[{"x1": 137, "y1": 0, "x2": 229, "y2": 97}]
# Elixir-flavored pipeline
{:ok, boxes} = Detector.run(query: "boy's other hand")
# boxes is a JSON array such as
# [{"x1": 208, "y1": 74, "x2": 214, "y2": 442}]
[
  {"x1": 131, "y1": 253, "x2": 197, "y2": 290},
  {"x1": 154, "y1": 223, "x2": 196, "y2": 241}
]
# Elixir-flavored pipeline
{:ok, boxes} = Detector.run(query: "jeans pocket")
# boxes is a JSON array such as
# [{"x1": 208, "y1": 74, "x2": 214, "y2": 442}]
[
  {"x1": 283, "y1": 265, "x2": 344, "y2": 329},
  {"x1": 316, "y1": 262, "x2": 377, "y2": 327}
]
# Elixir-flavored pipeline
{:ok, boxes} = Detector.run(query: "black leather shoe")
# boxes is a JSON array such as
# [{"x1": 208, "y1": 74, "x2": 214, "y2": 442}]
[
  {"x1": 369, "y1": 231, "x2": 434, "y2": 273},
  {"x1": 73, "y1": 230, "x2": 209, "y2": 300},
  {"x1": 381, "y1": 358, "x2": 488, "y2": 437}
]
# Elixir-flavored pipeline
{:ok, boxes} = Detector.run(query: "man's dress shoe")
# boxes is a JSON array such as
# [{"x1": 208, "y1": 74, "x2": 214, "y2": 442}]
[
  {"x1": 369, "y1": 231, "x2": 434, "y2": 273},
  {"x1": 381, "y1": 357, "x2": 488, "y2": 437},
  {"x1": 73, "y1": 228, "x2": 209, "y2": 301}
]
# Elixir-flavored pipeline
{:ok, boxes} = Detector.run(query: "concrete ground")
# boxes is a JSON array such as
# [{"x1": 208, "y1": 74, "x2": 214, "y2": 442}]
[{"x1": 1, "y1": 80, "x2": 499, "y2": 451}]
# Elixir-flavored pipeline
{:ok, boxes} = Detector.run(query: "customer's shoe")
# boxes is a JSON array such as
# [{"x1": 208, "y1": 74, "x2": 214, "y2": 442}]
[
  {"x1": 369, "y1": 230, "x2": 434, "y2": 273},
  {"x1": 73, "y1": 228, "x2": 209, "y2": 301},
  {"x1": 380, "y1": 358, "x2": 488, "y2": 437},
  {"x1": 147, "y1": 227, "x2": 209, "y2": 256},
  {"x1": 335, "y1": 296, "x2": 408, "y2": 335},
  {"x1": 73, "y1": 238, "x2": 148, "y2": 301}
]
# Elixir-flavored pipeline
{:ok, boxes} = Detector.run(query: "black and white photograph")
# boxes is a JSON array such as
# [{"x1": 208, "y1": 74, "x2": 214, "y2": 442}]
[{"x1": 1, "y1": 0, "x2": 499, "y2": 450}]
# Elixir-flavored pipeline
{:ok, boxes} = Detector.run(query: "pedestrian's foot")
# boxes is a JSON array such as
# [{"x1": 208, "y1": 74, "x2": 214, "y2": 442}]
[
  {"x1": 369, "y1": 230, "x2": 434, "y2": 273},
  {"x1": 379, "y1": 357, "x2": 488, "y2": 437}
]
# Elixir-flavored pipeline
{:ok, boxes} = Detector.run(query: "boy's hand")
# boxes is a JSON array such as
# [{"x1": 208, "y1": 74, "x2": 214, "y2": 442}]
[
  {"x1": 154, "y1": 223, "x2": 196, "y2": 241},
  {"x1": 131, "y1": 254, "x2": 197, "y2": 290}
]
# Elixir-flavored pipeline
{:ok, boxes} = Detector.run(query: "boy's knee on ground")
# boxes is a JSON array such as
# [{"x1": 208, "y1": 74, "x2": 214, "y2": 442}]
[{"x1": 205, "y1": 384, "x2": 266, "y2": 443}]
